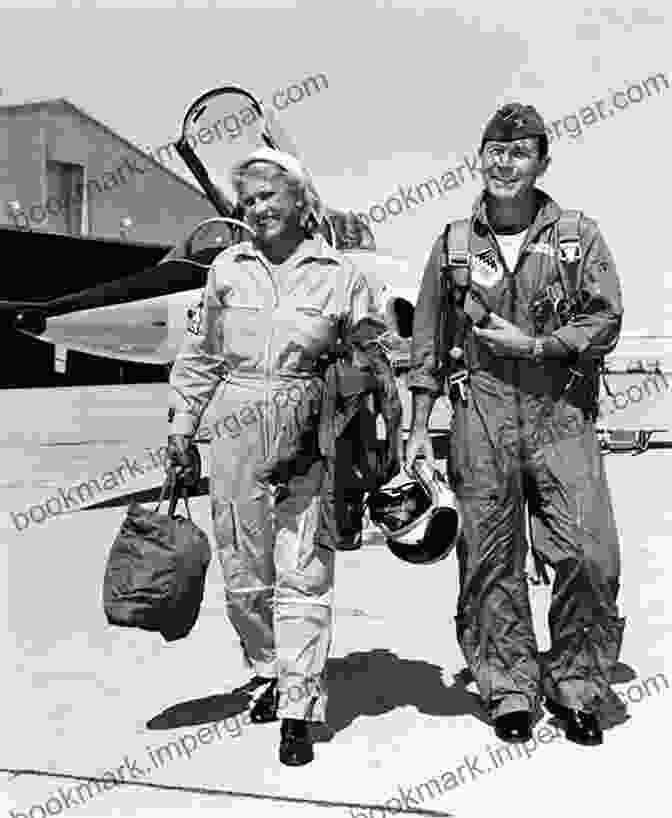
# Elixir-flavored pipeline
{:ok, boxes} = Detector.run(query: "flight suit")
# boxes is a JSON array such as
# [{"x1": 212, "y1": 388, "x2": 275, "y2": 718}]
[
  {"x1": 169, "y1": 234, "x2": 374, "y2": 721},
  {"x1": 409, "y1": 190, "x2": 625, "y2": 719}
]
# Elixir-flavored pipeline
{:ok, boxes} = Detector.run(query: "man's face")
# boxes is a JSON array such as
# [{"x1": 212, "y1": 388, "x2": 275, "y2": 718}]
[
  {"x1": 238, "y1": 167, "x2": 304, "y2": 243},
  {"x1": 480, "y1": 137, "x2": 549, "y2": 202}
]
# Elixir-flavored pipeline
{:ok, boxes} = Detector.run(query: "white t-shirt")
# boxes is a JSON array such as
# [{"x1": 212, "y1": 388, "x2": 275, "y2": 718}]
[{"x1": 494, "y1": 229, "x2": 527, "y2": 272}]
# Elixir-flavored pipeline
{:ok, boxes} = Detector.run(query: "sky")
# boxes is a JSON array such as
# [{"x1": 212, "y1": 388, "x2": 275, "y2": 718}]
[{"x1": 0, "y1": 0, "x2": 670, "y2": 334}]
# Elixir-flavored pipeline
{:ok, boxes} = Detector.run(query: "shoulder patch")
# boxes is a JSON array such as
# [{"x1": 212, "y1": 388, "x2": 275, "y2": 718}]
[{"x1": 186, "y1": 297, "x2": 205, "y2": 335}]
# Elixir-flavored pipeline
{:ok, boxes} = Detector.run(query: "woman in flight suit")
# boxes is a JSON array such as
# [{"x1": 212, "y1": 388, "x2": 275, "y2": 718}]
[{"x1": 167, "y1": 148, "x2": 377, "y2": 766}]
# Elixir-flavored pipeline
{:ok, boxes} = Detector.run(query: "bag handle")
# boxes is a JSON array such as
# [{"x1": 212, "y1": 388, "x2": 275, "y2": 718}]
[{"x1": 155, "y1": 474, "x2": 193, "y2": 520}]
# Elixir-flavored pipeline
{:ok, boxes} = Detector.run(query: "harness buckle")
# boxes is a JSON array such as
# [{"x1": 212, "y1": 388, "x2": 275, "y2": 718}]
[
  {"x1": 448, "y1": 369, "x2": 469, "y2": 406},
  {"x1": 446, "y1": 249, "x2": 471, "y2": 268},
  {"x1": 563, "y1": 367, "x2": 584, "y2": 394},
  {"x1": 558, "y1": 239, "x2": 582, "y2": 264},
  {"x1": 545, "y1": 285, "x2": 562, "y2": 314}
]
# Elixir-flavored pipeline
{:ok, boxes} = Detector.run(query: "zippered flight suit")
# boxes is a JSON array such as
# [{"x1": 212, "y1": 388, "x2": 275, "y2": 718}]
[
  {"x1": 409, "y1": 191, "x2": 625, "y2": 719},
  {"x1": 169, "y1": 234, "x2": 374, "y2": 721}
]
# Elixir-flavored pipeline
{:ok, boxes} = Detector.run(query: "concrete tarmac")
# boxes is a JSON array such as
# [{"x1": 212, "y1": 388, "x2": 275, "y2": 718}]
[{"x1": 2, "y1": 386, "x2": 671, "y2": 818}]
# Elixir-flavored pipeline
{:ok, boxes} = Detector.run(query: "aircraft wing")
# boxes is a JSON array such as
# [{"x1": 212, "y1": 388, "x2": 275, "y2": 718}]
[
  {"x1": 0, "y1": 219, "x2": 251, "y2": 322},
  {"x1": 0, "y1": 226, "x2": 170, "y2": 303}
]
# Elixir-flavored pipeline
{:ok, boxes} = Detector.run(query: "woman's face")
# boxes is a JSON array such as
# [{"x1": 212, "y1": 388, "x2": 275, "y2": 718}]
[{"x1": 238, "y1": 166, "x2": 305, "y2": 244}]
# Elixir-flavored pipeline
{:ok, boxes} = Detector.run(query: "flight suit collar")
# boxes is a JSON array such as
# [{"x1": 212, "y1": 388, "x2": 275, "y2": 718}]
[
  {"x1": 232, "y1": 233, "x2": 342, "y2": 268},
  {"x1": 471, "y1": 189, "x2": 563, "y2": 247}
]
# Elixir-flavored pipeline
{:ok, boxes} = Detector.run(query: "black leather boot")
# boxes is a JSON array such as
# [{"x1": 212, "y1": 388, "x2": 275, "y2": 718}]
[
  {"x1": 494, "y1": 711, "x2": 533, "y2": 743},
  {"x1": 279, "y1": 718, "x2": 314, "y2": 766},
  {"x1": 249, "y1": 678, "x2": 279, "y2": 724},
  {"x1": 545, "y1": 698, "x2": 603, "y2": 746}
]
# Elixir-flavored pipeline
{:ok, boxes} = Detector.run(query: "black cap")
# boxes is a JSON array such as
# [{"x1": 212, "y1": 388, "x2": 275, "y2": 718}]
[{"x1": 480, "y1": 103, "x2": 547, "y2": 150}]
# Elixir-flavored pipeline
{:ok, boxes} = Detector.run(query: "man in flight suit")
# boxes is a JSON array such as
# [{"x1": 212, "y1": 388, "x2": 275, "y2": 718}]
[{"x1": 406, "y1": 103, "x2": 625, "y2": 745}]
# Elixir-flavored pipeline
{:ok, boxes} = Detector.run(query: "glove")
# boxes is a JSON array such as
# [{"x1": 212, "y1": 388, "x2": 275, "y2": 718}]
[{"x1": 165, "y1": 434, "x2": 201, "y2": 491}]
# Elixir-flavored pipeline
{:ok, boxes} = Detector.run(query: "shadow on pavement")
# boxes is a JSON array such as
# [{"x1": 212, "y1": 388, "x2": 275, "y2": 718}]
[
  {"x1": 145, "y1": 676, "x2": 269, "y2": 730},
  {"x1": 143, "y1": 651, "x2": 485, "y2": 735},
  {"x1": 143, "y1": 651, "x2": 636, "y2": 736},
  {"x1": 314, "y1": 648, "x2": 488, "y2": 741}
]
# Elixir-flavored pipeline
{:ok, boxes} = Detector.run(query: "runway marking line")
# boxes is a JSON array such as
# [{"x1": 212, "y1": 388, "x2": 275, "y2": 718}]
[{"x1": 0, "y1": 766, "x2": 454, "y2": 817}]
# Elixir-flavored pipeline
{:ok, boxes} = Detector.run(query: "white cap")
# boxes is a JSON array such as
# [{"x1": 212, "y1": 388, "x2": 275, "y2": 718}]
[{"x1": 229, "y1": 147, "x2": 309, "y2": 187}]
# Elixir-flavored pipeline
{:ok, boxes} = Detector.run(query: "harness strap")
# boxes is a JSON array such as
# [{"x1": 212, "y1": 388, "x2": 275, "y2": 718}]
[
  {"x1": 444, "y1": 218, "x2": 471, "y2": 274},
  {"x1": 439, "y1": 219, "x2": 472, "y2": 386},
  {"x1": 553, "y1": 209, "x2": 584, "y2": 304}
]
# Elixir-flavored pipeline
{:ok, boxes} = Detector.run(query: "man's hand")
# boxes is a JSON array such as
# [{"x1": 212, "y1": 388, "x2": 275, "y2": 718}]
[
  {"x1": 405, "y1": 428, "x2": 435, "y2": 472},
  {"x1": 166, "y1": 434, "x2": 201, "y2": 490},
  {"x1": 473, "y1": 313, "x2": 533, "y2": 358}
]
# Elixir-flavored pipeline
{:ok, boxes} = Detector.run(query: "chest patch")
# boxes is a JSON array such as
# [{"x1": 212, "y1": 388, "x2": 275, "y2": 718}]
[
  {"x1": 471, "y1": 248, "x2": 504, "y2": 288},
  {"x1": 526, "y1": 242, "x2": 556, "y2": 258}
]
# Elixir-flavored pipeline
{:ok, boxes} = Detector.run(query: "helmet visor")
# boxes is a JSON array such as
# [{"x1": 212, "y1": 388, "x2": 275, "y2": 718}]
[{"x1": 386, "y1": 506, "x2": 460, "y2": 565}]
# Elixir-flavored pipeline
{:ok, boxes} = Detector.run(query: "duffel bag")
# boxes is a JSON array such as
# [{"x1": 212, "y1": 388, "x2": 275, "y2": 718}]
[{"x1": 102, "y1": 476, "x2": 211, "y2": 642}]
